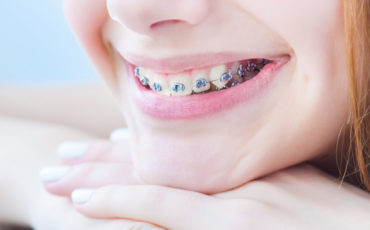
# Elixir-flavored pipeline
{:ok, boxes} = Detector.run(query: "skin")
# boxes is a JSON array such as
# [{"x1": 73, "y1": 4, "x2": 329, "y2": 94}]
[
  {"x1": 3, "y1": 0, "x2": 368, "y2": 228},
  {"x1": 64, "y1": 154, "x2": 370, "y2": 230},
  {"x1": 1, "y1": 115, "x2": 369, "y2": 229},
  {"x1": 63, "y1": 0, "x2": 349, "y2": 194},
  {"x1": 0, "y1": 85, "x2": 124, "y2": 136},
  {"x1": 0, "y1": 115, "x2": 159, "y2": 229}
]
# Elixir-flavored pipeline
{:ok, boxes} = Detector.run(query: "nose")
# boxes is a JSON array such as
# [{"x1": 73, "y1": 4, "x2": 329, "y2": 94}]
[{"x1": 107, "y1": 0, "x2": 210, "y2": 34}]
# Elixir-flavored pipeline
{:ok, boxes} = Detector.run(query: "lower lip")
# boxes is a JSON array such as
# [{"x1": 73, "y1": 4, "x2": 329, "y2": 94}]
[{"x1": 127, "y1": 58, "x2": 289, "y2": 120}]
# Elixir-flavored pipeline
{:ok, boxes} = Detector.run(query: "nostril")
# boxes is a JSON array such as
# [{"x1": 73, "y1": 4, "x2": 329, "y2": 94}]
[{"x1": 150, "y1": 19, "x2": 183, "y2": 29}]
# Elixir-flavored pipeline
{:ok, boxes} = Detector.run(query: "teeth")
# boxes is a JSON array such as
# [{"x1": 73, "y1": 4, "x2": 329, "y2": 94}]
[
  {"x1": 220, "y1": 72, "x2": 232, "y2": 83},
  {"x1": 246, "y1": 61, "x2": 257, "y2": 72},
  {"x1": 192, "y1": 70, "x2": 210, "y2": 93},
  {"x1": 237, "y1": 64, "x2": 246, "y2": 77},
  {"x1": 231, "y1": 62, "x2": 240, "y2": 74},
  {"x1": 152, "y1": 83, "x2": 162, "y2": 92},
  {"x1": 140, "y1": 76, "x2": 149, "y2": 86},
  {"x1": 136, "y1": 68, "x2": 150, "y2": 86},
  {"x1": 134, "y1": 59, "x2": 269, "y2": 96},
  {"x1": 169, "y1": 75, "x2": 192, "y2": 96},
  {"x1": 209, "y1": 65, "x2": 229, "y2": 89},
  {"x1": 150, "y1": 72, "x2": 171, "y2": 96},
  {"x1": 134, "y1": 66, "x2": 141, "y2": 78}
]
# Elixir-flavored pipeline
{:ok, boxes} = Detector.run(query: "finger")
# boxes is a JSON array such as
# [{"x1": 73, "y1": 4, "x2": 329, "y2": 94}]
[
  {"x1": 109, "y1": 128, "x2": 130, "y2": 142},
  {"x1": 35, "y1": 195, "x2": 163, "y2": 230},
  {"x1": 60, "y1": 209, "x2": 163, "y2": 230},
  {"x1": 40, "y1": 163, "x2": 142, "y2": 197},
  {"x1": 58, "y1": 140, "x2": 132, "y2": 165},
  {"x1": 71, "y1": 185, "x2": 251, "y2": 230}
]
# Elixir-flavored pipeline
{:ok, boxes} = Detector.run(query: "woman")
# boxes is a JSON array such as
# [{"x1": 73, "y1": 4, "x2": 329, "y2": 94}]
[{"x1": 2, "y1": 0, "x2": 370, "y2": 229}]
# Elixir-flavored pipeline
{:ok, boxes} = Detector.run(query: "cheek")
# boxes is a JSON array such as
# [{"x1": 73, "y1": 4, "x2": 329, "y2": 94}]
[
  {"x1": 233, "y1": 0, "x2": 348, "y2": 173},
  {"x1": 63, "y1": 0, "x2": 116, "y2": 86},
  {"x1": 63, "y1": 0, "x2": 107, "y2": 37}
]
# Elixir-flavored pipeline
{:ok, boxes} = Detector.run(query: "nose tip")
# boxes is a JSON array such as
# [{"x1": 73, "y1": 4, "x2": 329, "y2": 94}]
[{"x1": 107, "y1": 0, "x2": 210, "y2": 35}]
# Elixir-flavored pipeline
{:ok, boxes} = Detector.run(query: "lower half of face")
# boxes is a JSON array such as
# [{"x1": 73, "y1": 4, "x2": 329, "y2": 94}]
[
  {"x1": 117, "y1": 52, "x2": 348, "y2": 194},
  {"x1": 65, "y1": 0, "x2": 350, "y2": 193}
]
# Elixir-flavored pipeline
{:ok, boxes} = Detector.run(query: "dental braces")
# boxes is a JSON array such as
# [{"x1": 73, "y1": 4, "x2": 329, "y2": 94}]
[{"x1": 135, "y1": 60, "x2": 269, "y2": 94}]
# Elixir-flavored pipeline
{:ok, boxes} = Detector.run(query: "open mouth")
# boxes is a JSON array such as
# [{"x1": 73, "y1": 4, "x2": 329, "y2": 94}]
[
  {"x1": 125, "y1": 55, "x2": 289, "y2": 120},
  {"x1": 133, "y1": 59, "x2": 271, "y2": 97}
]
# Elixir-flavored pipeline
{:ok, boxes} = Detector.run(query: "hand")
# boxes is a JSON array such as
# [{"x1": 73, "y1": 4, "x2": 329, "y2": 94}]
[
  {"x1": 41, "y1": 130, "x2": 142, "y2": 196},
  {"x1": 64, "y1": 167, "x2": 370, "y2": 230},
  {"x1": 38, "y1": 129, "x2": 164, "y2": 230},
  {"x1": 29, "y1": 187, "x2": 163, "y2": 230},
  {"x1": 41, "y1": 130, "x2": 370, "y2": 230},
  {"x1": 0, "y1": 118, "x2": 161, "y2": 230}
]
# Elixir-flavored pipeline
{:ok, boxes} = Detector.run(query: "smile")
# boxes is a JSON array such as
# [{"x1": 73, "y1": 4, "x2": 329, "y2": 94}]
[
  {"x1": 124, "y1": 54, "x2": 289, "y2": 120},
  {"x1": 134, "y1": 59, "x2": 271, "y2": 96}
]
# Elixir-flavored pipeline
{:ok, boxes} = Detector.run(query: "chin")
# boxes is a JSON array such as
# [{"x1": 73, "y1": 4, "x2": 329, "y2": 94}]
[{"x1": 130, "y1": 135, "x2": 248, "y2": 193}]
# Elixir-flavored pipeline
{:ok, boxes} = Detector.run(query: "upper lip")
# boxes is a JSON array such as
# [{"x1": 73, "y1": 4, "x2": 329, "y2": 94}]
[{"x1": 120, "y1": 52, "x2": 288, "y2": 74}]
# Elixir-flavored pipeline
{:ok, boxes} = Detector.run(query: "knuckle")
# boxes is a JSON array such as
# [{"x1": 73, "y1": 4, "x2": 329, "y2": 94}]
[
  {"x1": 103, "y1": 184, "x2": 122, "y2": 195},
  {"x1": 86, "y1": 140, "x2": 113, "y2": 158},
  {"x1": 76, "y1": 162, "x2": 94, "y2": 171},
  {"x1": 72, "y1": 162, "x2": 96, "y2": 177}
]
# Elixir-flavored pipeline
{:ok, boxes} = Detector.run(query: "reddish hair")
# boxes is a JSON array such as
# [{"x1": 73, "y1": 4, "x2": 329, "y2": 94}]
[{"x1": 344, "y1": 0, "x2": 370, "y2": 191}]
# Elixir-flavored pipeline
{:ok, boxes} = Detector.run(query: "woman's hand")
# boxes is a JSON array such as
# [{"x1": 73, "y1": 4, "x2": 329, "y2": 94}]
[
  {"x1": 0, "y1": 118, "x2": 161, "y2": 230},
  {"x1": 41, "y1": 130, "x2": 370, "y2": 230},
  {"x1": 68, "y1": 167, "x2": 370, "y2": 230},
  {"x1": 36, "y1": 129, "x2": 164, "y2": 229},
  {"x1": 40, "y1": 130, "x2": 142, "y2": 196},
  {"x1": 29, "y1": 187, "x2": 163, "y2": 230}
]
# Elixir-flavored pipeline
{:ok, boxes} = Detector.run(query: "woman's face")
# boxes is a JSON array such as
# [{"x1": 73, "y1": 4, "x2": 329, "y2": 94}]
[{"x1": 64, "y1": 0, "x2": 349, "y2": 193}]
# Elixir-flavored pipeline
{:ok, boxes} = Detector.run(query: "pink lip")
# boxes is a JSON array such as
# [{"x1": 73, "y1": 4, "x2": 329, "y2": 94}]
[
  {"x1": 123, "y1": 52, "x2": 286, "y2": 73},
  {"x1": 127, "y1": 57, "x2": 289, "y2": 120}
]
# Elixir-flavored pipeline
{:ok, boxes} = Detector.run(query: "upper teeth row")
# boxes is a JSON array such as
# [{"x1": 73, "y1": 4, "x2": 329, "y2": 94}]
[{"x1": 135, "y1": 61, "x2": 262, "y2": 96}]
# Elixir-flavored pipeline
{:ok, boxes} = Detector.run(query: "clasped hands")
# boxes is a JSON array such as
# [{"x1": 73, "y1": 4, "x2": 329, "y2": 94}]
[{"x1": 37, "y1": 131, "x2": 370, "y2": 230}]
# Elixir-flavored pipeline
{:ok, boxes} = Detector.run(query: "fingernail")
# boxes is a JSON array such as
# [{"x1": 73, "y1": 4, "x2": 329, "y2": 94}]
[
  {"x1": 57, "y1": 142, "x2": 89, "y2": 159},
  {"x1": 110, "y1": 128, "x2": 130, "y2": 141},
  {"x1": 40, "y1": 165, "x2": 71, "y2": 182},
  {"x1": 71, "y1": 189, "x2": 94, "y2": 204}
]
